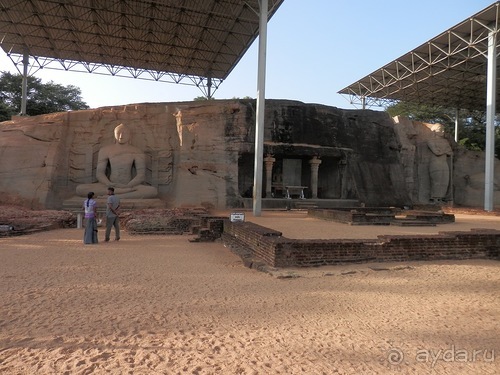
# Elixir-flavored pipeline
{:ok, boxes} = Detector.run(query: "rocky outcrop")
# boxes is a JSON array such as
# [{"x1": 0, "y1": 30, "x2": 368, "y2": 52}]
[{"x1": 0, "y1": 99, "x2": 493, "y2": 209}]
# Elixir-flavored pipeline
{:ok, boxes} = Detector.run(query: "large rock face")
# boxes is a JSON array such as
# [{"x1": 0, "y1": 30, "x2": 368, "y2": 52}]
[
  {"x1": 259, "y1": 101, "x2": 408, "y2": 206},
  {"x1": 0, "y1": 99, "x2": 492, "y2": 209}
]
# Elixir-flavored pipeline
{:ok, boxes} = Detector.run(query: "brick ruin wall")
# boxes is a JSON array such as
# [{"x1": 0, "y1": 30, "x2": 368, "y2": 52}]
[{"x1": 222, "y1": 221, "x2": 500, "y2": 267}]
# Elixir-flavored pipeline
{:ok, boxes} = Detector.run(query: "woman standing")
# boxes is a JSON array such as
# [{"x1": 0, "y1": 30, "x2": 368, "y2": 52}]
[{"x1": 83, "y1": 192, "x2": 98, "y2": 244}]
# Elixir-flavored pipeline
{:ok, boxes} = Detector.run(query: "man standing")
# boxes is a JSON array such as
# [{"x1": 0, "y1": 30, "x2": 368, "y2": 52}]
[{"x1": 105, "y1": 187, "x2": 120, "y2": 241}]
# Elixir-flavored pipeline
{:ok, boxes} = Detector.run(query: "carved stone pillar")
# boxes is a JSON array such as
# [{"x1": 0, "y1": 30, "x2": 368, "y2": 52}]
[
  {"x1": 309, "y1": 156, "x2": 322, "y2": 198},
  {"x1": 264, "y1": 154, "x2": 275, "y2": 198}
]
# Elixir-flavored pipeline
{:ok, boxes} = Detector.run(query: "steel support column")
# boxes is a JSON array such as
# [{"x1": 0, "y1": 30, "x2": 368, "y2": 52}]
[
  {"x1": 207, "y1": 76, "x2": 212, "y2": 99},
  {"x1": 484, "y1": 29, "x2": 497, "y2": 211},
  {"x1": 252, "y1": 0, "x2": 268, "y2": 216},
  {"x1": 20, "y1": 52, "x2": 29, "y2": 116}
]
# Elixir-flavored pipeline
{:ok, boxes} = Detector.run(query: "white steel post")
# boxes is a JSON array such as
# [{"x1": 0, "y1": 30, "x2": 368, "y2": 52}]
[
  {"x1": 484, "y1": 30, "x2": 497, "y2": 211},
  {"x1": 252, "y1": 0, "x2": 268, "y2": 216},
  {"x1": 20, "y1": 52, "x2": 29, "y2": 116}
]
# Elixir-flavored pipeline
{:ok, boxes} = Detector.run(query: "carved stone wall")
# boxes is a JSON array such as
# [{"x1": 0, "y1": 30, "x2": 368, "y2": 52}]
[
  {"x1": 5, "y1": 99, "x2": 492, "y2": 209},
  {"x1": 393, "y1": 116, "x2": 500, "y2": 207}
]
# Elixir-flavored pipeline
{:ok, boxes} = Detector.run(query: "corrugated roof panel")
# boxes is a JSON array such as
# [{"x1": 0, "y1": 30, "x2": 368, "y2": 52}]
[
  {"x1": 0, "y1": 0, "x2": 284, "y2": 87},
  {"x1": 339, "y1": 1, "x2": 500, "y2": 112}
]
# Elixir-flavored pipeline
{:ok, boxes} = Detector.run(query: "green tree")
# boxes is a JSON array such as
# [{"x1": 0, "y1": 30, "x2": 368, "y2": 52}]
[
  {"x1": 193, "y1": 95, "x2": 215, "y2": 101},
  {"x1": 0, "y1": 71, "x2": 89, "y2": 121},
  {"x1": 0, "y1": 101, "x2": 12, "y2": 121},
  {"x1": 192, "y1": 95, "x2": 253, "y2": 101}
]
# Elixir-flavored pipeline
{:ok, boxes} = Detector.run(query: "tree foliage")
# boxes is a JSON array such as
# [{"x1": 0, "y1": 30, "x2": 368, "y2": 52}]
[
  {"x1": 193, "y1": 95, "x2": 214, "y2": 101},
  {"x1": 192, "y1": 95, "x2": 253, "y2": 101},
  {"x1": 386, "y1": 101, "x2": 500, "y2": 157},
  {"x1": 0, "y1": 71, "x2": 89, "y2": 121}
]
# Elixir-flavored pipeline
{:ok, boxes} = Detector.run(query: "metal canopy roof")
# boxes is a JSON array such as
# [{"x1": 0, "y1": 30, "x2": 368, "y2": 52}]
[
  {"x1": 339, "y1": 2, "x2": 500, "y2": 112},
  {"x1": 0, "y1": 0, "x2": 284, "y2": 95}
]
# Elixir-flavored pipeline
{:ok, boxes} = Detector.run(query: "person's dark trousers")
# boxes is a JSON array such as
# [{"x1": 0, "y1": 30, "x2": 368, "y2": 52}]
[{"x1": 105, "y1": 216, "x2": 120, "y2": 241}]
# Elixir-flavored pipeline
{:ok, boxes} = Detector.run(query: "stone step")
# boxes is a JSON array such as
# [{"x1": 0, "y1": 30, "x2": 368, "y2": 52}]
[
  {"x1": 61, "y1": 197, "x2": 166, "y2": 211},
  {"x1": 189, "y1": 227, "x2": 213, "y2": 242},
  {"x1": 294, "y1": 202, "x2": 319, "y2": 209},
  {"x1": 391, "y1": 219, "x2": 436, "y2": 227}
]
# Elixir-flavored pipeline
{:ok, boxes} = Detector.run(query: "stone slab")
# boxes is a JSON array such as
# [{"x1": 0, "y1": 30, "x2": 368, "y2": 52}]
[{"x1": 62, "y1": 197, "x2": 166, "y2": 211}]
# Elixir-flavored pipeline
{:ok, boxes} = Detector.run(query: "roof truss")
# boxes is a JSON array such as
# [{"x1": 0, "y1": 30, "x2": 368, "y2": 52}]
[
  {"x1": 0, "y1": 0, "x2": 284, "y2": 96},
  {"x1": 338, "y1": 2, "x2": 500, "y2": 112}
]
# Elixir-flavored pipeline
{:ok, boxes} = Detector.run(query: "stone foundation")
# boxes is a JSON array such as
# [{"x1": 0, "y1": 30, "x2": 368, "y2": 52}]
[
  {"x1": 307, "y1": 207, "x2": 455, "y2": 226},
  {"x1": 62, "y1": 197, "x2": 167, "y2": 211},
  {"x1": 222, "y1": 221, "x2": 500, "y2": 267}
]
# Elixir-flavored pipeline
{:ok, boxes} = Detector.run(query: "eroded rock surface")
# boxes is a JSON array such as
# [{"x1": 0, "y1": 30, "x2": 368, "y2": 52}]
[{"x1": 0, "y1": 99, "x2": 495, "y2": 209}]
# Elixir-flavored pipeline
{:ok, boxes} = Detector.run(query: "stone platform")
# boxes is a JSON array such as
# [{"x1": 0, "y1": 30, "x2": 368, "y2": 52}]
[
  {"x1": 61, "y1": 197, "x2": 167, "y2": 212},
  {"x1": 307, "y1": 207, "x2": 455, "y2": 226},
  {"x1": 222, "y1": 220, "x2": 500, "y2": 268},
  {"x1": 240, "y1": 198, "x2": 360, "y2": 210}
]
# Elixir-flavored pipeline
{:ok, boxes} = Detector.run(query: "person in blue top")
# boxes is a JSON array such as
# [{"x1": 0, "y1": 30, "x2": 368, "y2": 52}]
[
  {"x1": 105, "y1": 187, "x2": 120, "y2": 242},
  {"x1": 83, "y1": 191, "x2": 98, "y2": 244}
]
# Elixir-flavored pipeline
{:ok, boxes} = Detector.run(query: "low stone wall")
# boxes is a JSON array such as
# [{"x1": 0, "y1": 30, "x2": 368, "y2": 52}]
[
  {"x1": 308, "y1": 207, "x2": 401, "y2": 225},
  {"x1": 222, "y1": 221, "x2": 282, "y2": 266},
  {"x1": 308, "y1": 208, "x2": 455, "y2": 226},
  {"x1": 222, "y1": 221, "x2": 500, "y2": 267}
]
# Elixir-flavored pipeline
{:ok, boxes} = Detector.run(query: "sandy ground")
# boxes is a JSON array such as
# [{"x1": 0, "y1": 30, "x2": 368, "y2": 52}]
[{"x1": 0, "y1": 212, "x2": 499, "y2": 374}]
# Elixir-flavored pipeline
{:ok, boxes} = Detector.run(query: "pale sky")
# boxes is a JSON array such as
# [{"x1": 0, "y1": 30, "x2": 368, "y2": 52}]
[{"x1": 0, "y1": 0, "x2": 495, "y2": 110}]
